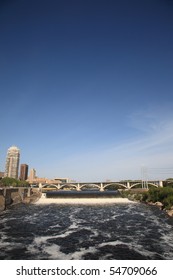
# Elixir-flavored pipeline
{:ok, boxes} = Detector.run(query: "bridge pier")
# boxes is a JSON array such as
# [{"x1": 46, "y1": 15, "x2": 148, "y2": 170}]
[
  {"x1": 77, "y1": 183, "x2": 81, "y2": 191},
  {"x1": 159, "y1": 181, "x2": 163, "y2": 187},
  {"x1": 127, "y1": 182, "x2": 130, "y2": 189},
  {"x1": 100, "y1": 183, "x2": 104, "y2": 192}
]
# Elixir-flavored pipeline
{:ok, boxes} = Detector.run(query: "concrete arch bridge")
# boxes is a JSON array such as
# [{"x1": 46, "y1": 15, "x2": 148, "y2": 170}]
[{"x1": 39, "y1": 180, "x2": 164, "y2": 192}]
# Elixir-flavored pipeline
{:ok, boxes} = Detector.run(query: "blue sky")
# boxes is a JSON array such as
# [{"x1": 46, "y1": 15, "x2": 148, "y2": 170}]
[{"x1": 0, "y1": 0, "x2": 173, "y2": 181}]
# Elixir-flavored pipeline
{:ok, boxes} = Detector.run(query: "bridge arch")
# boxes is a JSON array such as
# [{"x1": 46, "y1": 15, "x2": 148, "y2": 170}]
[
  {"x1": 164, "y1": 180, "x2": 173, "y2": 186},
  {"x1": 59, "y1": 184, "x2": 77, "y2": 190},
  {"x1": 103, "y1": 183, "x2": 127, "y2": 190},
  {"x1": 129, "y1": 182, "x2": 160, "y2": 189},
  {"x1": 129, "y1": 182, "x2": 142, "y2": 189},
  {"x1": 80, "y1": 183, "x2": 100, "y2": 190},
  {"x1": 146, "y1": 182, "x2": 159, "y2": 188},
  {"x1": 42, "y1": 184, "x2": 59, "y2": 189}
]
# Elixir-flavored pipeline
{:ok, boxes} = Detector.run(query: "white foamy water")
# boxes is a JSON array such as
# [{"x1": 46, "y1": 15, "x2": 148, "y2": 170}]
[
  {"x1": 1, "y1": 200, "x2": 173, "y2": 260},
  {"x1": 35, "y1": 197, "x2": 136, "y2": 204}
]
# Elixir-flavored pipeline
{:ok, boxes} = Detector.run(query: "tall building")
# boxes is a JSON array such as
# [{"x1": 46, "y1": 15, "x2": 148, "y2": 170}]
[
  {"x1": 29, "y1": 168, "x2": 36, "y2": 182},
  {"x1": 19, "y1": 164, "x2": 28, "y2": 181},
  {"x1": 5, "y1": 146, "x2": 20, "y2": 179}
]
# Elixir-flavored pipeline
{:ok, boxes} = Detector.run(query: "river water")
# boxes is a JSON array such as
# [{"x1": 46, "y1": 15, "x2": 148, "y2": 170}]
[{"x1": 0, "y1": 196, "x2": 173, "y2": 260}]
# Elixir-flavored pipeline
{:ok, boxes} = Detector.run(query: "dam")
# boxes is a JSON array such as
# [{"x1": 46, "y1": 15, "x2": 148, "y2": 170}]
[
  {"x1": 46, "y1": 190, "x2": 120, "y2": 198},
  {"x1": 36, "y1": 190, "x2": 134, "y2": 204}
]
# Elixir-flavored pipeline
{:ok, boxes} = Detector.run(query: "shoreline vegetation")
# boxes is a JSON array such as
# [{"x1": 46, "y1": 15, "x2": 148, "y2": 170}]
[{"x1": 120, "y1": 187, "x2": 173, "y2": 217}]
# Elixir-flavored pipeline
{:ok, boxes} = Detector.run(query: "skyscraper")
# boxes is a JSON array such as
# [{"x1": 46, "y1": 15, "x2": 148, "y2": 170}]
[
  {"x1": 5, "y1": 146, "x2": 20, "y2": 179},
  {"x1": 19, "y1": 164, "x2": 28, "y2": 181}
]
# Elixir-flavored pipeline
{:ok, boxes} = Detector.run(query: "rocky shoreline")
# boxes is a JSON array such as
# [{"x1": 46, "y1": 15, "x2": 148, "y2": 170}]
[
  {"x1": 0, "y1": 188, "x2": 41, "y2": 212},
  {"x1": 147, "y1": 201, "x2": 173, "y2": 217},
  {"x1": 120, "y1": 189, "x2": 173, "y2": 217}
]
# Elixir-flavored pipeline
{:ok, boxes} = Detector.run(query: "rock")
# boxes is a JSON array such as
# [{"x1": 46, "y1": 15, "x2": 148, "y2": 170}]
[
  {"x1": 0, "y1": 195, "x2": 5, "y2": 211},
  {"x1": 0, "y1": 188, "x2": 41, "y2": 212},
  {"x1": 147, "y1": 202, "x2": 155, "y2": 205},
  {"x1": 155, "y1": 201, "x2": 163, "y2": 207},
  {"x1": 11, "y1": 191, "x2": 22, "y2": 204},
  {"x1": 23, "y1": 197, "x2": 30, "y2": 203},
  {"x1": 166, "y1": 209, "x2": 173, "y2": 217}
]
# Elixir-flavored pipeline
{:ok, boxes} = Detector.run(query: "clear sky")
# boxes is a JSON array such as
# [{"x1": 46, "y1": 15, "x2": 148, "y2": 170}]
[{"x1": 0, "y1": 0, "x2": 173, "y2": 181}]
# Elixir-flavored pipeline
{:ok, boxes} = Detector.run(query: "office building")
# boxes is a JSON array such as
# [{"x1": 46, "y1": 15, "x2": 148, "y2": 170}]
[
  {"x1": 19, "y1": 164, "x2": 28, "y2": 181},
  {"x1": 5, "y1": 146, "x2": 20, "y2": 179},
  {"x1": 29, "y1": 168, "x2": 36, "y2": 182}
]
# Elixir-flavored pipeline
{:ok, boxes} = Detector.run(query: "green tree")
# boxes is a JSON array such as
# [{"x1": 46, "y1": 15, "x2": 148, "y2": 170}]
[
  {"x1": 0, "y1": 177, "x2": 30, "y2": 187},
  {"x1": 141, "y1": 187, "x2": 173, "y2": 209}
]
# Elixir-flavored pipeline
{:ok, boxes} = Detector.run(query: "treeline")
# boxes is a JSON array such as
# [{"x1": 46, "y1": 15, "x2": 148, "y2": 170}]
[
  {"x1": 121, "y1": 186, "x2": 173, "y2": 210},
  {"x1": 0, "y1": 177, "x2": 30, "y2": 188},
  {"x1": 142, "y1": 187, "x2": 173, "y2": 210}
]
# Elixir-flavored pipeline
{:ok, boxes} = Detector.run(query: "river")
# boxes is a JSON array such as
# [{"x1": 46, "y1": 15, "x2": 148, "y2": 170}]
[{"x1": 0, "y1": 196, "x2": 173, "y2": 260}]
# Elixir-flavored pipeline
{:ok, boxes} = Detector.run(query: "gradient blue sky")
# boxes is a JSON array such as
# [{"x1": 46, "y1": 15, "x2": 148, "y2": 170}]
[{"x1": 0, "y1": 0, "x2": 173, "y2": 181}]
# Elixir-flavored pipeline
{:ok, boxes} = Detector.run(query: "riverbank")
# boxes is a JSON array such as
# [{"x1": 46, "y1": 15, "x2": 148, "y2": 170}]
[
  {"x1": 120, "y1": 188, "x2": 173, "y2": 217},
  {"x1": 0, "y1": 188, "x2": 41, "y2": 212},
  {"x1": 146, "y1": 201, "x2": 173, "y2": 217}
]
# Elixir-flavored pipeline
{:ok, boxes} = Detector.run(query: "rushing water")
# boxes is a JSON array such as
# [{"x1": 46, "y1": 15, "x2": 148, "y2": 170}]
[{"x1": 0, "y1": 197, "x2": 173, "y2": 260}]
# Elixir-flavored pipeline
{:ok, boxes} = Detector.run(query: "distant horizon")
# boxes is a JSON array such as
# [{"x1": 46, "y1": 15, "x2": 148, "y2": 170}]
[{"x1": 1, "y1": 0, "x2": 173, "y2": 181}]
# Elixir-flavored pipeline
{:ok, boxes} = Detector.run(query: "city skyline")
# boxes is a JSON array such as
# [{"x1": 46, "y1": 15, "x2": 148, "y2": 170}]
[
  {"x1": 1, "y1": 145, "x2": 173, "y2": 182},
  {"x1": 1, "y1": 0, "x2": 173, "y2": 181}
]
